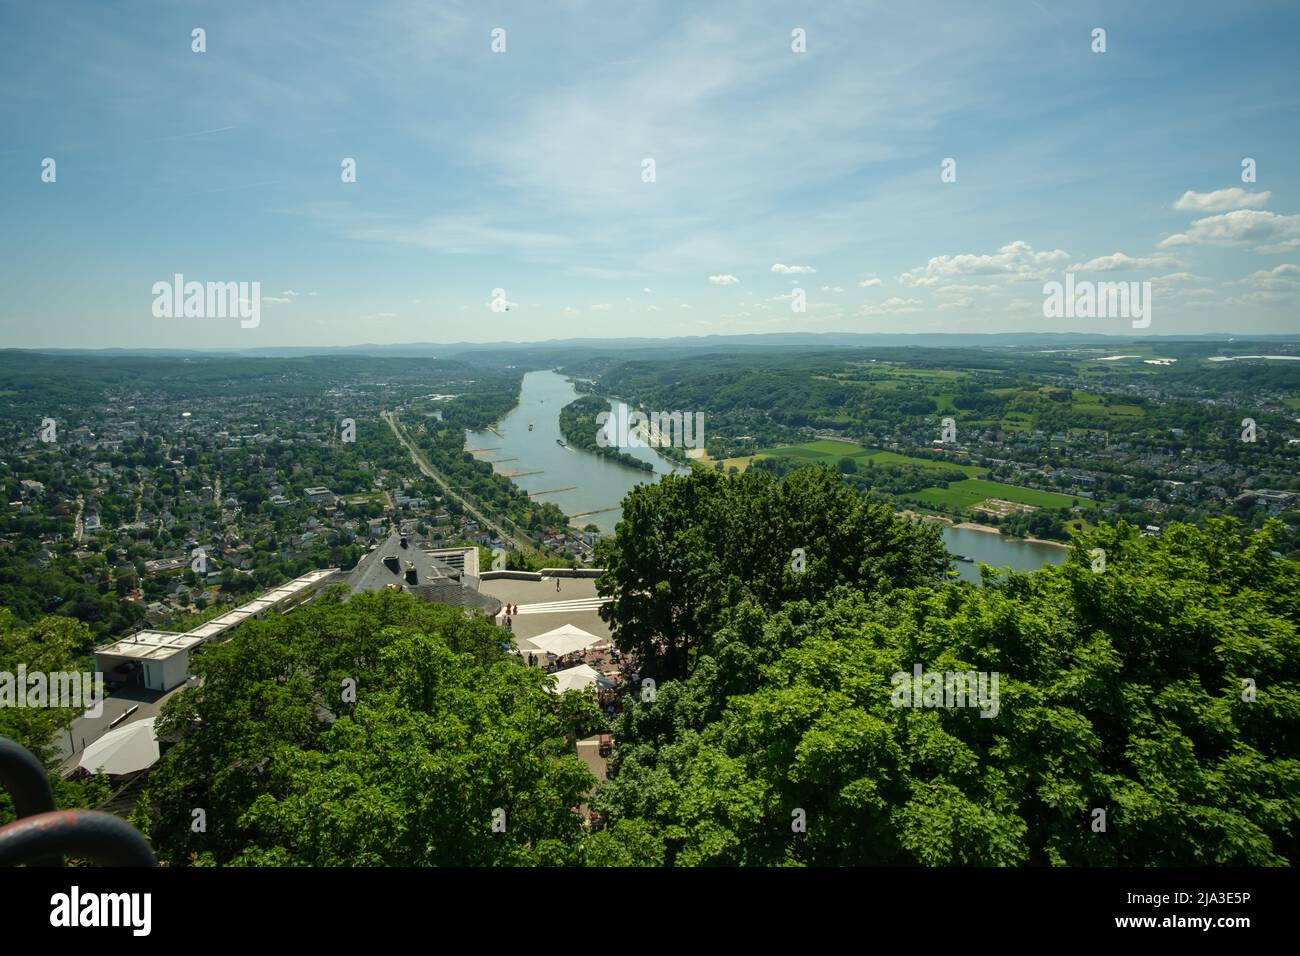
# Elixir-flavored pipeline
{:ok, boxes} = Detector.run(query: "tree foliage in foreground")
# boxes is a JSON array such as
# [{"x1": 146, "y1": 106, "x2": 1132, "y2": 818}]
[
  {"x1": 0, "y1": 610, "x2": 109, "y2": 825},
  {"x1": 134, "y1": 590, "x2": 596, "y2": 865},
  {"x1": 593, "y1": 484, "x2": 1300, "y2": 864},
  {"x1": 95, "y1": 467, "x2": 1300, "y2": 867},
  {"x1": 594, "y1": 466, "x2": 951, "y2": 682}
]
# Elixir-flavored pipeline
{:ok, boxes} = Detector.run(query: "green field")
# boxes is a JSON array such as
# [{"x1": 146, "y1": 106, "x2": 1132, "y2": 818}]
[
  {"x1": 753, "y1": 441, "x2": 991, "y2": 479},
  {"x1": 904, "y1": 478, "x2": 1081, "y2": 511},
  {"x1": 339, "y1": 493, "x2": 387, "y2": 505},
  {"x1": 855, "y1": 449, "x2": 987, "y2": 478},
  {"x1": 755, "y1": 438, "x2": 872, "y2": 460}
]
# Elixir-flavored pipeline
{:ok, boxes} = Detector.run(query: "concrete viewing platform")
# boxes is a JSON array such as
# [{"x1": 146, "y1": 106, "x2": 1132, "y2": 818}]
[{"x1": 479, "y1": 575, "x2": 612, "y2": 647}]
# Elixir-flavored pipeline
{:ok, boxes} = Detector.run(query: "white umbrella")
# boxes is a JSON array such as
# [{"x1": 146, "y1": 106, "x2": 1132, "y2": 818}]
[
  {"x1": 547, "y1": 664, "x2": 600, "y2": 694},
  {"x1": 525, "y1": 624, "x2": 603, "y2": 657},
  {"x1": 78, "y1": 717, "x2": 160, "y2": 775}
]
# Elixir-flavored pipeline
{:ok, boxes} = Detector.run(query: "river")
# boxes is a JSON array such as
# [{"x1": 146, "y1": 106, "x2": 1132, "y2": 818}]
[
  {"x1": 464, "y1": 370, "x2": 685, "y2": 534},
  {"x1": 940, "y1": 525, "x2": 1066, "y2": 583},
  {"x1": 465, "y1": 370, "x2": 1067, "y2": 579}
]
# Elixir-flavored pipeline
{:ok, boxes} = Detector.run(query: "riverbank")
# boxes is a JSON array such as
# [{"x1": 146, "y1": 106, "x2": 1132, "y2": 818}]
[
  {"x1": 464, "y1": 371, "x2": 1070, "y2": 577},
  {"x1": 463, "y1": 370, "x2": 682, "y2": 535},
  {"x1": 952, "y1": 521, "x2": 1069, "y2": 550},
  {"x1": 897, "y1": 510, "x2": 1070, "y2": 551}
]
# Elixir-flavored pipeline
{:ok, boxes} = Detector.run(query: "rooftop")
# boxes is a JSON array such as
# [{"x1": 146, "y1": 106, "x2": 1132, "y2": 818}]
[
  {"x1": 185, "y1": 568, "x2": 339, "y2": 640},
  {"x1": 96, "y1": 629, "x2": 204, "y2": 662},
  {"x1": 348, "y1": 529, "x2": 500, "y2": 615}
]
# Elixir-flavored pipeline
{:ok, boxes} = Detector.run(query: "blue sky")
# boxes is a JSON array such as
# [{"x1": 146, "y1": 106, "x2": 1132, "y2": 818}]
[{"x1": 2, "y1": 0, "x2": 1299, "y2": 348}]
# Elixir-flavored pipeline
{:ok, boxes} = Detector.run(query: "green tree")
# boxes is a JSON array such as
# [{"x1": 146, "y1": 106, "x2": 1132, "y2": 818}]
[
  {"x1": 133, "y1": 589, "x2": 595, "y2": 866},
  {"x1": 0, "y1": 611, "x2": 109, "y2": 824},
  {"x1": 593, "y1": 518, "x2": 1300, "y2": 866},
  {"x1": 593, "y1": 466, "x2": 949, "y2": 681}
]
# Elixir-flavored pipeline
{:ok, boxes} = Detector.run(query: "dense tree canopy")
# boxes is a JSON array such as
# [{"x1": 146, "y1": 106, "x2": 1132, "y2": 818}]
[
  {"x1": 593, "y1": 515, "x2": 1300, "y2": 865},
  {"x1": 7, "y1": 464, "x2": 1297, "y2": 868},
  {"x1": 593, "y1": 466, "x2": 951, "y2": 681},
  {"x1": 134, "y1": 590, "x2": 597, "y2": 865},
  {"x1": 0, "y1": 610, "x2": 108, "y2": 825}
]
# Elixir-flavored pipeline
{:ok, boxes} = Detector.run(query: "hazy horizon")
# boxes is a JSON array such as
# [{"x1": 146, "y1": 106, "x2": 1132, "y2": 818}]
[{"x1": 4, "y1": 329, "x2": 1298, "y2": 358}]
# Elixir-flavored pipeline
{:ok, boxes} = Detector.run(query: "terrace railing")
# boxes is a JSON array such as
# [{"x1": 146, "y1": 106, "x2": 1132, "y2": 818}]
[{"x1": 0, "y1": 737, "x2": 156, "y2": 867}]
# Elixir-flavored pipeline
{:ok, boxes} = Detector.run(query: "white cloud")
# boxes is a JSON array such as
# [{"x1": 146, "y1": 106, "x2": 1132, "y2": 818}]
[
  {"x1": 281, "y1": 290, "x2": 300, "y2": 297},
  {"x1": 331, "y1": 208, "x2": 573, "y2": 256},
  {"x1": 562, "y1": 306, "x2": 579, "y2": 315},
  {"x1": 643, "y1": 288, "x2": 652, "y2": 293},
  {"x1": 1256, "y1": 239, "x2": 1300, "y2": 254},
  {"x1": 937, "y1": 297, "x2": 973, "y2": 311},
  {"x1": 263, "y1": 296, "x2": 292, "y2": 305},
  {"x1": 859, "y1": 277, "x2": 883, "y2": 288},
  {"x1": 899, "y1": 241, "x2": 1068, "y2": 287},
  {"x1": 1173, "y1": 188, "x2": 1271, "y2": 213},
  {"x1": 937, "y1": 283, "x2": 998, "y2": 295},
  {"x1": 1237, "y1": 263, "x2": 1300, "y2": 290},
  {"x1": 1068, "y1": 252, "x2": 1181, "y2": 272},
  {"x1": 820, "y1": 286, "x2": 845, "y2": 293},
  {"x1": 860, "y1": 296, "x2": 922, "y2": 315},
  {"x1": 458, "y1": 4, "x2": 1010, "y2": 269},
  {"x1": 709, "y1": 274, "x2": 740, "y2": 285},
  {"x1": 1158, "y1": 210, "x2": 1300, "y2": 252},
  {"x1": 1225, "y1": 290, "x2": 1293, "y2": 306},
  {"x1": 591, "y1": 303, "x2": 613, "y2": 310},
  {"x1": 771, "y1": 263, "x2": 816, "y2": 274}
]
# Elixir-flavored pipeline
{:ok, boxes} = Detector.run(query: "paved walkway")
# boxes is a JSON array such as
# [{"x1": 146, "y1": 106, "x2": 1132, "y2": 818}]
[
  {"x1": 480, "y1": 577, "x2": 612, "y2": 647},
  {"x1": 481, "y1": 576, "x2": 617, "y2": 797}
]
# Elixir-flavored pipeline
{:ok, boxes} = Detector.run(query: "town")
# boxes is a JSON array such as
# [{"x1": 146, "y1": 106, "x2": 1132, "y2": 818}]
[{"x1": 0, "y1": 352, "x2": 596, "y2": 647}]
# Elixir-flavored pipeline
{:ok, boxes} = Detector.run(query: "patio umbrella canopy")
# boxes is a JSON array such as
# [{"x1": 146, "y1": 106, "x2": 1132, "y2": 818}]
[
  {"x1": 78, "y1": 716, "x2": 160, "y2": 776},
  {"x1": 524, "y1": 623, "x2": 603, "y2": 657},
  {"x1": 547, "y1": 663, "x2": 601, "y2": 694}
]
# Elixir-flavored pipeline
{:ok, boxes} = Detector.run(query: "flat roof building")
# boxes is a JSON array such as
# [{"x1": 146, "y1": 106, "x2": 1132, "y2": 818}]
[
  {"x1": 95, "y1": 630, "x2": 204, "y2": 693},
  {"x1": 92, "y1": 568, "x2": 341, "y2": 691}
]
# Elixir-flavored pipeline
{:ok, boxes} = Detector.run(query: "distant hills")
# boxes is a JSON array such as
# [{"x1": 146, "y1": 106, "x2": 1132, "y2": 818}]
[{"x1": 8, "y1": 330, "x2": 1299, "y2": 359}]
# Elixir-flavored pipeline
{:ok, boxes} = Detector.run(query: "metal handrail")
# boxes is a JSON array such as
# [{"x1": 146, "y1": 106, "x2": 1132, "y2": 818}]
[
  {"x1": 0, "y1": 810, "x2": 156, "y2": 867},
  {"x1": 0, "y1": 736, "x2": 156, "y2": 867}
]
